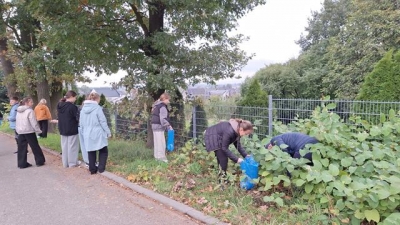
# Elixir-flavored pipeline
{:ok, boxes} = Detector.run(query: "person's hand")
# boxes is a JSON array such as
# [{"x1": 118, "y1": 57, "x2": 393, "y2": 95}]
[
  {"x1": 169, "y1": 125, "x2": 173, "y2": 130},
  {"x1": 108, "y1": 134, "x2": 112, "y2": 138},
  {"x1": 267, "y1": 144, "x2": 273, "y2": 150},
  {"x1": 237, "y1": 158, "x2": 244, "y2": 164}
]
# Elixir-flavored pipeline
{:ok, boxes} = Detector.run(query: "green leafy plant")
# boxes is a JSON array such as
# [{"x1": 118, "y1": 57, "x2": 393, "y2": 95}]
[{"x1": 248, "y1": 98, "x2": 400, "y2": 224}]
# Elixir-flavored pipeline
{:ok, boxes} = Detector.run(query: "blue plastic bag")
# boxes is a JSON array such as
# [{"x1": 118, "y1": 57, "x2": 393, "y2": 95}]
[
  {"x1": 167, "y1": 129, "x2": 175, "y2": 152},
  {"x1": 240, "y1": 155, "x2": 259, "y2": 190}
]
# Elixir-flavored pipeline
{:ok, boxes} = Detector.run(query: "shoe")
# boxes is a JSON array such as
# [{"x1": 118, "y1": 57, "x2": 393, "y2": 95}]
[
  {"x1": 90, "y1": 166, "x2": 98, "y2": 175},
  {"x1": 85, "y1": 163, "x2": 89, "y2": 169},
  {"x1": 13, "y1": 151, "x2": 18, "y2": 154},
  {"x1": 37, "y1": 163, "x2": 45, "y2": 167},
  {"x1": 19, "y1": 163, "x2": 32, "y2": 169}
]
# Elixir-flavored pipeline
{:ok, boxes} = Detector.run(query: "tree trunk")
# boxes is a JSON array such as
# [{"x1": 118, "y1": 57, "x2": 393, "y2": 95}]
[
  {"x1": 0, "y1": 37, "x2": 19, "y2": 98},
  {"x1": 144, "y1": 1, "x2": 166, "y2": 148},
  {"x1": 49, "y1": 81, "x2": 63, "y2": 133}
]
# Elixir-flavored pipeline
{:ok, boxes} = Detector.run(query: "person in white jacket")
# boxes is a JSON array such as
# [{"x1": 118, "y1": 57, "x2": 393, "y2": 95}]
[
  {"x1": 16, "y1": 97, "x2": 46, "y2": 168},
  {"x1": 79, "y1": 92, "x2": 111, "y2": 174}
]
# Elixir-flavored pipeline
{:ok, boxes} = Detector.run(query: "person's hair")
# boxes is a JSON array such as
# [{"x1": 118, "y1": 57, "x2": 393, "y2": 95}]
[
  {"x1": 234, "y1": 118, "x2": 253, "y2": 132},
  {"x1": 11, "y1": 96, "x2": 19, "y2": 101},
  {"x1": 159, "y1": 93, "x2": 170, "y2": 101},
  {"x1": 88, "y1": 92, "x2": 100, "y2": 101},
  {"x1": 60, "y1": 90, "x2": 77, "y2": 102},
  {"x1": 39, "y1": 98, "x2": 47, "y2": 105},
  {"x1": 21, "y1": 97, "x2": 32, "y2": 106}
]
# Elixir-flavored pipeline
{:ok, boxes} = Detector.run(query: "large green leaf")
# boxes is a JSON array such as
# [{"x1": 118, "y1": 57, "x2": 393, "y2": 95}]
[
  {"x1": 341, "y1": 157, "x2": 353, "y2": 167},
  {"x1": 305, "y1": 184, "x2": 314, "y2": 194},
  {"x1": 381, "y1": 213, "x2": 400, "y2": 225},
  {"x1": 364, "y1": 209, "x2": 380, "y2": 222},
  {"x1": 329, "y1": 164, "x2": 340, "y2": 176}
]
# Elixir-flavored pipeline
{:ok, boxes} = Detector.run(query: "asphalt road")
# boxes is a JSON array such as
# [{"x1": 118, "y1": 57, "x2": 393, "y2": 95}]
[{"x1": 0, "y1": 133, "x2": 200, "y2": 225}]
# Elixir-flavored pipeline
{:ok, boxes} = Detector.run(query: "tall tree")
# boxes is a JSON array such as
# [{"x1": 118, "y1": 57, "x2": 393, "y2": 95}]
[
  {"x1": 324, "y1": 0, "x2": 400, "y2": 99},
  {"x1": 27, "y1": 0, "x2": 266, "y2": 145},
  {"x1": 358, "y1": 49, "x2": 400, "y2": 101}
]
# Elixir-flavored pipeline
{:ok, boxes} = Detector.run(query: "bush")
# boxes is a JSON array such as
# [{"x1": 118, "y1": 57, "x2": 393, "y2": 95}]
[
  {"x1": 247, "y1": 99, "x2": 400, "y2": 224},
  {"x1": 235, "y1": 79, "x2": 269, "y2": 135}
]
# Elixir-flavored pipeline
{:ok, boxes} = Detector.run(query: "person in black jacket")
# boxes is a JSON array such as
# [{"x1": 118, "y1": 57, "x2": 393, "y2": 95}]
[
  {"x1": 204, "y1": 119, "x2": 253, "y2": 176},
  {"x1": 57, "y1": 90, "x2": 80, "y2": 168},
  {"x1": 267, "y1": 132, "x2": 318, "y2": 165}
]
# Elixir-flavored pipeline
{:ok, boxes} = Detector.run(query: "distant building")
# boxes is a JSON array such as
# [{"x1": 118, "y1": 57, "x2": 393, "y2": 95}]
[
  {"x1": 91, "y1": 87, "x2": 126, "y2": 103},
  {"x1": 187, "y1": 88, "x2": 210, "y2": 100},
  {"x1": 209, "y1": 90, "x2": 230, "y2": 100}
]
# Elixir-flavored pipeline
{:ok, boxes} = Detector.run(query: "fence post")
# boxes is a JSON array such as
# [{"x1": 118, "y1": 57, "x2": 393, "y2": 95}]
[
  {"x1": 268, "y1": 95, "x2": 273, "y2": 136},
  {"x1": 192, "y1": 104, "x2": 197, "y2": 142}
]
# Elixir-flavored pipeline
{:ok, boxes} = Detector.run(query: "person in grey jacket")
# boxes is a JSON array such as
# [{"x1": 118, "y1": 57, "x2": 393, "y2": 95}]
[
  {"x1": 16, "y1": 97, "x2": 46, "y2": 168},
  {"x1": 79, "y1": 92, "x2": 111, "y2": 174},
  {"x1": 150, "y1": 93, "x2": 172, "y2": 163}
]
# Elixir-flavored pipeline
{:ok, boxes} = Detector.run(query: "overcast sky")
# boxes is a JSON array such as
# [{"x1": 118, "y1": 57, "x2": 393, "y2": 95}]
[{"x1": 79, "y1": 0, "x2": 323, "y2": 87}]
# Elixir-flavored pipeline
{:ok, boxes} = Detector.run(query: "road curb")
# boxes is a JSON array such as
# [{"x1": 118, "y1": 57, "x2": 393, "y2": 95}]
[{"x1": 1, "y1": 132, "x2": 227, "y2": 225}]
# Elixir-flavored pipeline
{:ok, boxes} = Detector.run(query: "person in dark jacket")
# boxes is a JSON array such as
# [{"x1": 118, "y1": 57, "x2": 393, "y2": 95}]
[
  {"x1": 267, "y1": 132, "x2": 318, "y2": 165},
  {"x1": 151, "y1": 93, "x2": 172, "y2": 163},
  {"x1": 204, "y1": 119, "x2": 253, "y2": 175},
  {"x1": 57, "y1": 90, "x2": 80, "y2": 168}
]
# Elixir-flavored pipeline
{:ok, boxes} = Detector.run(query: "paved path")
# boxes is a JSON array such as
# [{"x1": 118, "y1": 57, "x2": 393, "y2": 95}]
[{"x1": 0, "y1": 133, "x2": 200, "y2": 225}]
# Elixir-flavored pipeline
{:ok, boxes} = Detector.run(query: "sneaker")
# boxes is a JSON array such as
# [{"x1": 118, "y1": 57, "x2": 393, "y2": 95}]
[
  {"x1": 19, "y1": 163, "x2": 32, "y2": 169},
  {"x1": 85, "y1": 163, "x2": 89, "y2": 169}
]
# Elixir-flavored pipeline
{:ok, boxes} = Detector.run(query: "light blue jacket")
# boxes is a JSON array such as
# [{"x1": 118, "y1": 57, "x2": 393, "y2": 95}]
[
  {"x1": 9, "y1": 103, "x2": 19, "y2": 129},
  {"x1": 79, "y1": 100, "x2": 111, "y2": 152}
]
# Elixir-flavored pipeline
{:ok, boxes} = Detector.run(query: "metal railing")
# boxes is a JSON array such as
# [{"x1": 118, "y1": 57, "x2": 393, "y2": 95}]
[{"x1": 103, "y1": 96, "x2": 400, "y2": 147}]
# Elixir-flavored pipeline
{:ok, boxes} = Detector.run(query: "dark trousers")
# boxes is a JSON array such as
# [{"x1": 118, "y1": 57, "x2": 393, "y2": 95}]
[
  {"x1": 214, "y1": 150, "x2": 229, "y2": 172},
  {"x1": 14, "y1": 130, "x2": 28, "y2": 152},
  {"x1": 14, "y1": 130, "x2": 19, "y2": 146},
  {"x1": 38, "y1": 120, "x2": 48, "y2": 138},
  {"x1": 293, "y1": 151, "x2": 313, "y2": 166},
  {"x1": 88, "y1": 146, "x2": 108, "y2": 174},
  {"x1": 18, "y1": 133, "x2": 46, "y2": 167}
]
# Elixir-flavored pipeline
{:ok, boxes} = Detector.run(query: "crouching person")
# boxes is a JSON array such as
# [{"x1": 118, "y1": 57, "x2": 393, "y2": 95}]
[
  {"x1": 204, "y1": 119, "x2": 253, "y2": 181},
  {"x1": 16, "y1": 97, "x2": 46, "y2": 168},
  {"x1": 79, "y1": 92, "x2": 111, "y2": 174},
  {"x1": 267, "y1": 132, "x2": 318, "y2": 166}
]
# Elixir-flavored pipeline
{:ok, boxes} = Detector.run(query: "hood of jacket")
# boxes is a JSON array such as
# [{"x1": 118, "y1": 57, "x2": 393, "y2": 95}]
[
  {"x1": 17, "y1": 105, "x2": 31, "y2": 113},
  {"x1": 229, "y1": 119, "x2": 239, "y2": 134},
  {"x1": 57, "y1": 101, "x2": 75, "y2": 113},
  {"x1": 81, "y1": 100, "x2": 100, "y2": 114},
  {"x1": 152, "y1": 100, "x2": 163, "y2": 108}
]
